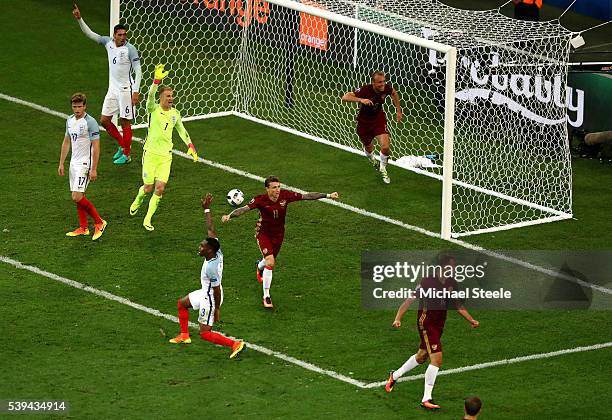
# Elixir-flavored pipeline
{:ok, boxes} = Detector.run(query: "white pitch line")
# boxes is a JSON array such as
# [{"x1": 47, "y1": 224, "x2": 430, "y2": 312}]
[
  {"x1": 1, "y1": 91, "x2": 610, "y2": 296},
  {"x1": 3, "y1": 255, "x2": 611, "y2": 390},
  {"x1": 364, "y1": 341, "x2": 612, "y2": 389},
  {"x1": 0, "y1": 255, "x2": 366, "y2": 388}
]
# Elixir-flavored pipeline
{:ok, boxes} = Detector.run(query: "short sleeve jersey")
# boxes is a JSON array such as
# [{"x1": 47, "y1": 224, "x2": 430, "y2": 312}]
[
  {"x1": 200, "y1": 242, "x2": 223, "y2": 290},
  {"x1": 416, "y1": 276, "x2": 460, "y2": 328},
  {"x1": 353, "y1": 83, "x2": 393, "y2": 122},
  {"x1": 65, "y1": 113, "x2": 100, "y2": 165},
  {"x1": 98, "y1": 36, "x2": 140, "y2": 92},
  {"x1": 247, "y1": 189, "x2": 303, "y2": 237}
]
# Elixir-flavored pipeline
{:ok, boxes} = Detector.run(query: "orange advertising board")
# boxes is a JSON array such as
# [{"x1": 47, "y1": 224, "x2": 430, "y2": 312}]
[{"x1": 299, "y1": 0, "x2": 328, "y2": 51}]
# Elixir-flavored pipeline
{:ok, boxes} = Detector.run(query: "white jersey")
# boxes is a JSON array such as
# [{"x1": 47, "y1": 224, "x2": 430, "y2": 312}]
[
  {"x1": 77, "y1": 18, "x2": 142, "y2": 93},
  {"x1": 200, "y1": 245, "x2": 224, "y2": 291},
  {"x1": 65, "y1": 113, "x2": 100, "y2": 165},
  {"x1": 99, "y1": 36, "x2": 141, "y2": 93}
]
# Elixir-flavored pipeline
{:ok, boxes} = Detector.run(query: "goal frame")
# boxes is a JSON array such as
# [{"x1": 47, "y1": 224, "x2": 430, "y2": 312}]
[{"x1": 112, "y1": 0, "x2": 574, "y2": 239}]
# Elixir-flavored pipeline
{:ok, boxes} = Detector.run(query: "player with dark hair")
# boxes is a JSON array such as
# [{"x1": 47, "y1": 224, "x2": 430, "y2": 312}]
[
  {"x1": 342, "y1": 71, "x2": 402, "y2": 184},
  {"x1": 221, "y1": 176, "x2": 339, "y2": 308},
  {"x1": 58, "y1": 93, "x2": 107, "y2": 240},
  {"x1": 73, "y1": 4, "x2": 142, "y2": 165},
  {"x1": 462, "y1": 396, "x2": 482, "y2": 419},
  {"x1": 168, "y1": 194, "x2": 245, "y2": 359},
  {"x1": 385, "y1": 254, "x2": 480, "y2": 410}
]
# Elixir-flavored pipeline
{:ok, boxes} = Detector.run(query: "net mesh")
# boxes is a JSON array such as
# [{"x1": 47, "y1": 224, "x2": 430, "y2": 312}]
[{"x1": 121, "y1": 0, "x2": 574, "y2": 237}]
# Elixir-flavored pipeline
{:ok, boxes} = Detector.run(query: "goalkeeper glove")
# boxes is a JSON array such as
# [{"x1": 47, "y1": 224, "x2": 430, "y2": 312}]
[
  {"x1": 187, "y1": 143, "x2": 198, "y2": 162},
  {"x1": 153, "y1": 64, "x2": 169, "y2": 84}
]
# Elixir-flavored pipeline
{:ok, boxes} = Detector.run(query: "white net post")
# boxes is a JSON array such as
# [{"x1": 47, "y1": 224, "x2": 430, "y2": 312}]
[{"x1": 441, "y1": 47, "x2": 457, "y2": 240}]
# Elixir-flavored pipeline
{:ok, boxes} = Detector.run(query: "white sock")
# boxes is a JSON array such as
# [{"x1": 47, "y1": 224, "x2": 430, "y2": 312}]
[
  {"x1": 257, "y1": 259, "x2": 266, "y2": 270},
  {"x1": 393, "y1": 354, "x2": 419, "y2": 380},
  {"x1": 263, "y1": 267, "x2": 273, "y2": 298},
  {"x1": 380, "y1": 152, "x2": 389, "y2": 169},
  {"x1": 422, "y1": 364, "x2": 439, "y2": 402}
]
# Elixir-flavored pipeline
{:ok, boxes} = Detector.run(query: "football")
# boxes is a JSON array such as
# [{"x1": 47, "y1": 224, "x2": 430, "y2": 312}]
[{"x1": 226, "y1": 188, "x2": 245, "y2": 207}]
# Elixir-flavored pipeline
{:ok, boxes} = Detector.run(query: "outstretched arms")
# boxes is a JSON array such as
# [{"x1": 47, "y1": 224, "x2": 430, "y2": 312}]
[
  {"x1": 221, "y1": 205, "x2": 251, "y2": 223},
  {"x1": 302, "y1": 192, "x2": 339, "y2": 200}
]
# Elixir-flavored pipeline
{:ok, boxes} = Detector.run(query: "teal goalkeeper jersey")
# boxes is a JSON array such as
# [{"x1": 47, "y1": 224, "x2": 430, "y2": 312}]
[{"x1": 144, "y1": 83, "x2": 191, "y2": 156}]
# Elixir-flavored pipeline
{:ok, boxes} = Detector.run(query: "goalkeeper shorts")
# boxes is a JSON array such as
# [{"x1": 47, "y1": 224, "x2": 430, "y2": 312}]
[{"x1": 142, "y1": 151, "x2": 172, "y2": 184}]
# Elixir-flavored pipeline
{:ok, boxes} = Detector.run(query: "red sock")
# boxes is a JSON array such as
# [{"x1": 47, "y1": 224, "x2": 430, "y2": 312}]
[
  {"x1": 177, "y1": 299, "x2": 189, "y2": 335},
  {"x1": 200, "y1": 331, "x2": 235, "y2": 348},
  {"x1": 103, "y1": 122, "x2": 124, "y2": 148},
  {"x1": 76, "y1": 202, "x2": 88, "y2": 229},
  {"x1": 77, "y1": 197, "x2": 102, "y2": 225},
  {"x1": 122, "y1": 124, "x2": 132, "y2": 156}
]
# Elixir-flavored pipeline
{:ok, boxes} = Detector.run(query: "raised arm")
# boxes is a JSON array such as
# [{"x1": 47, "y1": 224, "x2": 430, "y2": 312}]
[
  {"x1": 201, "y1": 193, "x2": 217, "y2": 238},
  {"x1": 72, "y1": 4, "x2": 103, "y2": 43},
  {"x1": 302, "y1": 191, "x2": 339, "y2": 200}
]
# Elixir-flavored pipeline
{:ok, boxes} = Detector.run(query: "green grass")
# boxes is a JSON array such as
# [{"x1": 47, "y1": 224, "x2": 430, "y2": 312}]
[{"x1": 1, "y1": 1, "x2": 611, "y2": 419}]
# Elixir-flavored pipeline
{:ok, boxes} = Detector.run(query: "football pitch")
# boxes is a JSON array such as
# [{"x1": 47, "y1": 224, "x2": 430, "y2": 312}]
[{"x1": 1, "y1": 1, "x2": 612, "y2": 418}]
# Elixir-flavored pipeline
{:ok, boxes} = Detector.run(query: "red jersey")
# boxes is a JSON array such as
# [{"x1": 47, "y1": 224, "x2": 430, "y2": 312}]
[
  {"x1": 247, "y1": 189, "x2": 303, "y2": 237},
  {"x1": 353, "y1": 83, "x2": 393, "y2": 122},
  {"x1": 416, "y1": 276, "x2": 461, "y2": 329}
]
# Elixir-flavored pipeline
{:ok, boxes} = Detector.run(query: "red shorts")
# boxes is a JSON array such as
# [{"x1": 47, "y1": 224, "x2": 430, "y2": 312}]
[
  {"x1": 256, "y1": 233, "x2": 284, "y2": 258},
  {"x1": 418, "y1": 321, "x2": 444, "y2": 354},
  {"x1": 356, "y1": 118, "x2": 389, "y2": 146}
]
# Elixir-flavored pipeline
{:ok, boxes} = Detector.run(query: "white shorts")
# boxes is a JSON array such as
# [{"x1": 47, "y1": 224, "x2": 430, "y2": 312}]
[
  {"x1": 69, "y1": 162, "x2": 90, "y2": 193},
  {"x1": 101, "y1": 87, "x2": 135, "y2": 120},
  {"x1": 188, "y1": 286, "x2": 224, "y2": 326}
]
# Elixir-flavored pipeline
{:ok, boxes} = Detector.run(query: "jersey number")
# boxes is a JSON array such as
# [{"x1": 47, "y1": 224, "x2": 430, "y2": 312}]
[
  {"x1": 273, "y1": 210, "x2": 279, "y2": 219},
  {"x1": 164, "y1": 122, "x2": 168, "y2": 130},
  {"x1": 125, "y1": 106, "x2": 131, "y2": 115},
  {"x1": 112, "y1": 57, "x2": 117, "y2": 64},
  {"x1": 78, "y1": 176, "x2": 87, "y2": 186},
  {"x1": 71, "y1": 133, "x2": 77, "y2": 142}
]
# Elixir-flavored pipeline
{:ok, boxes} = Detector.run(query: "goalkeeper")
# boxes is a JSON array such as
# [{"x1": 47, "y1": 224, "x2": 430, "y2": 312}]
[{"x1": 129, "y1": 64, "x2": 199, "y2": 231}]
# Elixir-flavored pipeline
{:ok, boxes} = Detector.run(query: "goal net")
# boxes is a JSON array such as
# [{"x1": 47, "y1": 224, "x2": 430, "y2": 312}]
[{"x1": 118, "y1": 0, "x2": 574, "y2": 238}]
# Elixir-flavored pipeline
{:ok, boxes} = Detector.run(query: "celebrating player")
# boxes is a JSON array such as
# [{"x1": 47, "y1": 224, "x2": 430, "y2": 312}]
[
  {"x1": 221, "y1": 176, "x2": 339, "y2": 309},
  {"x1": 58, "y1": 93, "x2": 107, "y2": 241},
  {"x1": 169, "y1": 194, "x2": 245, "y2": 359},
  {"x1": 342, "y1": 71, "x2": 402, "y2": 184},
  {"x1": 129, "y1": 64, "x2": 199, "y2": 231},
  {"x1": 385, "y1": 254, "x2": 479, "y2": 411},
  {"x1": 73, "y1": 3, "x2": 142, "y2": 165}
]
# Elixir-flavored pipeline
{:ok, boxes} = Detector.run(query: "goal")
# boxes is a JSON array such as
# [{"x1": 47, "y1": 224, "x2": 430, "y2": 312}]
[{"x1": 115, "y1": 0, "x2": 574, "y2": 239}]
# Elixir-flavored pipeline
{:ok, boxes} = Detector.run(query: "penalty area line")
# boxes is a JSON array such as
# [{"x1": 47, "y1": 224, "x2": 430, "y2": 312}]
[
  {"x1": 1, "y1": 92, "x2": 611, "y2": 297},
  {"x1": 0, "y1": 255, "x2": 365, "y2": 388},
  {"x1": 3, "y1": 255, "x2": 612, "y2": 390},
  {"x1": 364, "y1": 341, "x2": 612, "y2": 389}
]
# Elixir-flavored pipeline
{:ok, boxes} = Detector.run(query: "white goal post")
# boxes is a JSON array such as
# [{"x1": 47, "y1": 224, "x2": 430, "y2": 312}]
[{"x1": 113, "y1": 0, "x2": 574, "y2": 239}]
